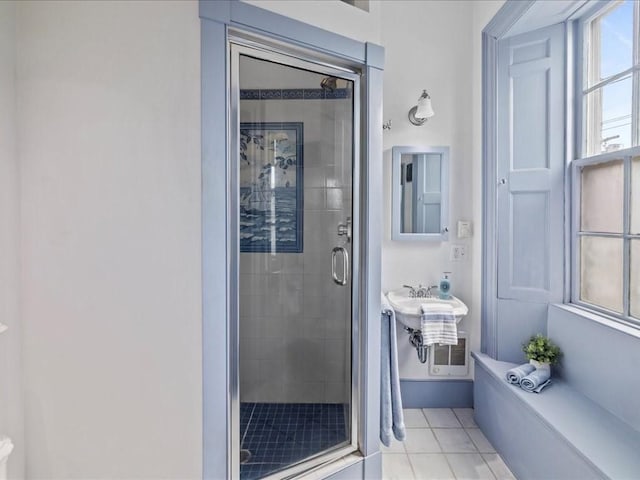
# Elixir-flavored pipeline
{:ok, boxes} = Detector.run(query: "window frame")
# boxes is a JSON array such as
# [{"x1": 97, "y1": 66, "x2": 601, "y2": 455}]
[
  {"x1": 571, "y1": 0, "x2": 640, "y2": 327},
  {"x1": 571, "y1": 148, "x2": 640, "y2": 325}
]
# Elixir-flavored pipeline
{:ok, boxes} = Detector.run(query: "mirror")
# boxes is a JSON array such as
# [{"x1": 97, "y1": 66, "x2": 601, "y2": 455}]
[{"x1": 391, "y1": 146, "x2": 449, "y2": 241}]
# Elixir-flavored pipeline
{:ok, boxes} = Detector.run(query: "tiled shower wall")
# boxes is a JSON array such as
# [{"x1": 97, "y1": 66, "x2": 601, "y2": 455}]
[{"x1": 239, "y1": 93, "x2": 353, "y2": 404}]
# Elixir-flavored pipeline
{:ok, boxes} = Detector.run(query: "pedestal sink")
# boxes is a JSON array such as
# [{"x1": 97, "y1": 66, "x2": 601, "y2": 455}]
[{"x1": 387, "y1": 289, "x2": 468, "y2": 330}]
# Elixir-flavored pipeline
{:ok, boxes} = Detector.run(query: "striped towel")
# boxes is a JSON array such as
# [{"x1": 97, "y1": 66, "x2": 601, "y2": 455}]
[{"x1": 420, "y1": 303, "x2": 457, "y2": 346}]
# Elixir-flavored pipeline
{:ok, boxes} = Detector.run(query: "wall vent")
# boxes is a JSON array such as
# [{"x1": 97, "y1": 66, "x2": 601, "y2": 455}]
[{"x1": 429, "y1": 332, "x2": 469, "y2": 376}]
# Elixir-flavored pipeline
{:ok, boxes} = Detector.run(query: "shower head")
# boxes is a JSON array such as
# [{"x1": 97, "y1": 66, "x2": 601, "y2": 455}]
[{"x1": 320, "y1": 76, "x2": 338, "y2": 91}]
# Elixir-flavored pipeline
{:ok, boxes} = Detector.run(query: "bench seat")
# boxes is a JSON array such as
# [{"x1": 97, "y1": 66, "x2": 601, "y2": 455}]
[{"x1": 472, "y1": 352, "x2": 640, "y2": 479}]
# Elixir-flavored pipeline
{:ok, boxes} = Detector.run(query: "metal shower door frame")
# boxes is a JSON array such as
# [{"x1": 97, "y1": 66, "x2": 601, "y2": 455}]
[{"x1": 228, "y1": 33, "x2": 362, "y2": 480}]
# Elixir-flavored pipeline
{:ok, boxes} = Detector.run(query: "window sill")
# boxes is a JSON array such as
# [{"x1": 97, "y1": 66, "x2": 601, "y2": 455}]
[{"x1": 552, "y1": 304, "x2": 640, "y2": 341}]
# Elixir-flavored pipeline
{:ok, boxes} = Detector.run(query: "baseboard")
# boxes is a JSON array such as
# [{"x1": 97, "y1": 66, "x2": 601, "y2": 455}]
[{"x1": 400, "y1": 380, "x2": 473, "y2": 408}]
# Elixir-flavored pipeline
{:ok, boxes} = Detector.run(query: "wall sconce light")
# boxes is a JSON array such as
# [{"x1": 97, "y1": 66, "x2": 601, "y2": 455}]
[{"x1": 408, "y1": 90, "x2": 434, "y2": 126}]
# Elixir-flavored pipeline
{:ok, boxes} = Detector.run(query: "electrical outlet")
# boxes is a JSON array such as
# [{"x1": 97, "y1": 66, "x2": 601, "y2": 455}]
[{"x1": 450, "y1": 244, "x2": 467, "y2": 262}]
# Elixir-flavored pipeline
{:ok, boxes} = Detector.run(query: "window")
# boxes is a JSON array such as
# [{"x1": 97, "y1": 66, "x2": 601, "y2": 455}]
[
  {"x1": 582, "y1": 0, "x2": 637, "y2": 155},
  {"x1": 574, "y1": 0, "x2": 640, "y2": 324}
]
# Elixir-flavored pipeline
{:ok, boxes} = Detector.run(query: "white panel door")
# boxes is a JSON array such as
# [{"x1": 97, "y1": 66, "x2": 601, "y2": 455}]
[{"x1": 497, "y1": 23, "x2": 565, "y2": 304}]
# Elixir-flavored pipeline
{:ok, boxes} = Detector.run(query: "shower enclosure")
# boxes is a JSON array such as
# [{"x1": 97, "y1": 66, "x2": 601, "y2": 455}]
[{"x1": 230, "y1": 40, "x2": 360, "y2": 479}]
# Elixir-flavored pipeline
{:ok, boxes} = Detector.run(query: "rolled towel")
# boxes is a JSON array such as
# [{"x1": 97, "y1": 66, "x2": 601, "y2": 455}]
[
  {"x1": 505, "y1": 363, "x2": 535, "y2": 384},
  {"x1": 531, "y1": 379, "x2": 552, "y2": 393},
  {"x1": 520, "y1": 368, "x2": 551, "y2": 393}
]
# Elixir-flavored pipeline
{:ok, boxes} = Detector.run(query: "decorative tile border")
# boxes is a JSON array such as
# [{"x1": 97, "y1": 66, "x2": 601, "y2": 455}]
[{"x1": 240, "y1": 88, "x2": 351, "y2": 100}]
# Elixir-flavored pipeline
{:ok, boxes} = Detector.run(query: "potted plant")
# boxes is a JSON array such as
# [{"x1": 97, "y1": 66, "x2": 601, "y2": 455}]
[{"x1": 522, "y1": 334, "x2": 561, "y2": 372}]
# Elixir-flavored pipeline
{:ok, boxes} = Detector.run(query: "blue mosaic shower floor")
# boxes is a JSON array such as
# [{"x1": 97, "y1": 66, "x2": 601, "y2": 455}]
[{"x1": 240, "y1": 402, "x2": 348, "y2": 480}]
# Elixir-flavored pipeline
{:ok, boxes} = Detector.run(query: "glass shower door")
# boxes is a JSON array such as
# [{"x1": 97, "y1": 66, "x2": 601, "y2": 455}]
[{"x1": 232, "y1": 46, "x2": 358, "y2": 479}]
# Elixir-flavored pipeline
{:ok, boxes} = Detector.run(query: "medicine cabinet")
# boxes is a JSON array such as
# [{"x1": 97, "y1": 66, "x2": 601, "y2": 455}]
[{"x1": 391, "y1": 145, "x2": 449, "y2": 241}]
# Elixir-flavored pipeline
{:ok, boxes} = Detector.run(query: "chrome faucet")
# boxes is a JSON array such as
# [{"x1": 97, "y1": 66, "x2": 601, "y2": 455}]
[
  {"x1": 404, "y1": 284, "x2": 438, "y2": 298},
  {"x1": 426, "y1": 285, "x2": 439, "y2": 298},
  {"x1": 403, "y1": 284, "x2": 417, "y2": 297}
]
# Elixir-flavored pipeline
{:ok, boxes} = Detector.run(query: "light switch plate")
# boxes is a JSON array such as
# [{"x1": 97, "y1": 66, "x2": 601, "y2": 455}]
[{"x1": 457, "y1": 220, "x2": 472, "y2": 238}]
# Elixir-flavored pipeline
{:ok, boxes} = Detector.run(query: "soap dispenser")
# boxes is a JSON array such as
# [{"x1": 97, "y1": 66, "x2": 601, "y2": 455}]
[{"x1": 439, "y1": 272, "x2": 451, "y2": 299}]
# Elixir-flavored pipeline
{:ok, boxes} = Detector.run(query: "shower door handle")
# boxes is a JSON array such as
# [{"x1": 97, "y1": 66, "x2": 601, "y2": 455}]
[{"x1": 331, "y1": 246, "x2": 349, "y2": 286}]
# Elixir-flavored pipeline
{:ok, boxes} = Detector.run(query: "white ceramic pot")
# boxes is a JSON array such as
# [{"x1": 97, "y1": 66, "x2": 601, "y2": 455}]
[{"x1": 529, "y1": 359, "x2": 551, "y2": 373}]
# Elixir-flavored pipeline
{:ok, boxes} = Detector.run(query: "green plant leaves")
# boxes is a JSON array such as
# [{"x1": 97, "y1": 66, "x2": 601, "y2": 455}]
[{"x1": 522, "y1": 334, "x2": 562, "y2": 365}]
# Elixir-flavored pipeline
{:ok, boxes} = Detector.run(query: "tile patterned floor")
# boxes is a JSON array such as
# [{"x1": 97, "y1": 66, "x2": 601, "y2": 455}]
[
  {"x1": 240, "y1": 402, "x2": 348, "y2": 480},
  {"x1": 382, "y1": 408, "x2": 516, "y2": 480}
]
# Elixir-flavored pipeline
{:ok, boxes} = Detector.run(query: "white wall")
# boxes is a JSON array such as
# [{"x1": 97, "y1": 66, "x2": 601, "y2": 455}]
[
  {"x1": 0, "y1": 2, "x2": 24, "y2": 478},
  {"x1": 5, "y1": 0, "x2": 506, "y2": 476},
  {"x1": 380, "y1": 0, "x2": 477, "y2": 379},
  {"x1": 380, "y1": 0, "x2": 503, "y2": 380},
  {"x1": 241, "y1": 0, "x2": 382, "y2": 44},
  {"x1": 16, "y1": 1, "x2": 202, "y2": 478}
]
